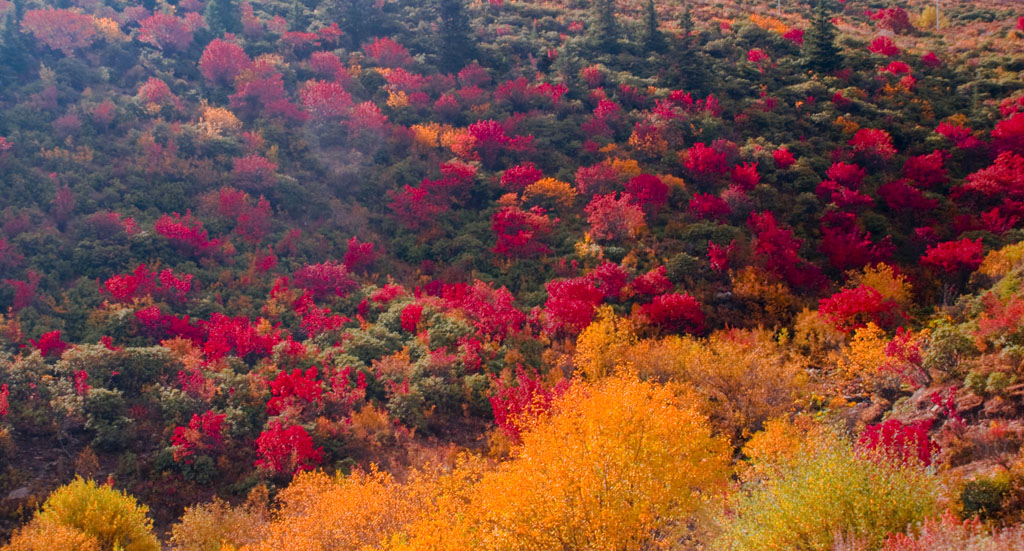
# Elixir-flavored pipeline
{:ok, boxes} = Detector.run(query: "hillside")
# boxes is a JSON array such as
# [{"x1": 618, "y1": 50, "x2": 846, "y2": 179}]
[{"x1": 1, "y1": 0, "x2": 1024, "y2": 548}]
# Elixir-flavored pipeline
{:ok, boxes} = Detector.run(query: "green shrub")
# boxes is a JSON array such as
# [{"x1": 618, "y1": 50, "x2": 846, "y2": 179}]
[
  {"x1": 961, "y1": 473, "x2": 1011, "y2": 521},
  {"x1": 716, "y1": 432, "x2": 939, "y2": 551}
]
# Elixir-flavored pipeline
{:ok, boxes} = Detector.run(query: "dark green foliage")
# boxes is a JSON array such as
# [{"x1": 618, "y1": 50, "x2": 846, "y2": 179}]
[
  {"x1": 205, "y1": 0, "x2": 244, "y2": 36},
  {"x1": 961, "y1": 474, "x2": 1010, "y2": 520},
  {"x1": 288, "y1": 0, "x2": 310, "y2": 32},
  {"x1": 640, "y1": 0, "x2": 667, "y2": 54},
  {"x1": 437, "y1": 0, "x2": 476, "y2": 72},
  {"x1": 804, "y1": 0, "x2": 842, "y2": 74},
  {"x1": 587, "y1": 0, "x2": 619, "y2": 54},
  {"x1": 326, "y1": 0, "x2": 385, "y2": 49},
  {"x1": 84, "y1": 388, "x2": 131, "y2": 451}
]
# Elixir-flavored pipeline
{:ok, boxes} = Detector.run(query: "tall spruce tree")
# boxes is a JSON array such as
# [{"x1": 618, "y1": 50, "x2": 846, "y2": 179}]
[
  {"x1": 437, "y1": 0, "x2": 475, "y2": 72},
  {"x1": 327, "y1": 0, "x2": 383, "y2": 49},
  {"x1": 668, "y1": 3, "x2": 711, "y2": 95},
  {"x1": 205, "y1": 0, "x2": 243, "y2": 36},
  {"x1": 288, "y1": 0, "x2": 310, "y2": 31},
  {"x1": 678, "y1": 4, "x2": 694, "y2": 50},
  {"x1": 804, "y1": 0, "x2": 842, "y2": 74},
  {"x1": 640, "y1": 0, "x2": 667, "y2": 54},
  {"x1": 588, "y1": 0, "x2": 619, "y2": 54},
  {"x1": 0, "y1": 0, "x2": 30, "y2": 78}
]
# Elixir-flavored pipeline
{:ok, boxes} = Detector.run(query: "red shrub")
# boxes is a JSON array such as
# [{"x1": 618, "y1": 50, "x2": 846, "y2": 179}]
[
  {"x1": 362, "y1": 37, "x2": 412, "y2": 67},
  {"x1": 155, "y1": 210, "x2": 220, "y2": 253},
  {"x1": 641, "y1": 292, "x2": 706, "y2": 334},
  {"x1": 199, "y1": 39, "x2": 251, "y2": 85},
  {"x1": 819, "y1": 284, "x2": 902, "y2": 333},
  {"x1": 689, "y1": 192, "x2": 731, "y2": 221},
  {"x1": 501, "y1": 163, "x2": 543, "y2": 192},
  {"x1": 850, "y1": 128, "x2": 897, "y2": 159},
  {"x1": 624, "y1": 174, "x2": 668, "y2": 212},
  {"x1": 878, "y1": 179, "x2": 938, "y2": 212},
  {"x1": 137, "y1": 13, "x2": 193, "y2": 52},
  {"x1": 903, "y1": 150, "x2": 949, "y2": 188},
  {"x1": 683, "y1": 142, "x2": 728, "y2": 177},
  {"x1": 102, "y1": 264, "x2": 157, "y2": 303},
  {"x1": 30, "y1": 330, "x2": 69, "y2": 358},
  {"x1": 300, "y1": 80, "x2": 353, "y2": 120},
  {"x1": 773, "y1": 147, "x2": 796, "y2": 169},
  {"x1": 22, "y1": 9, "x2": 96, "y2": 56},
  {"x1": 730, "y1": 162, "x2": 760, "y2": 191},
  {"x1": 868, "y1": 35, "x2": 901, "y2": 57},
  {"x1": 387, "y1": 185, "x2": 447, "y2": 230},
  {"x1": 267, "y1": 367, "x2": 323, "y2": 416},
  {"x1": 254, "y1": 422, "x2": 323, "y2": 474},
  {"x1": 293, "y1": 262, "x2": 357, "y2": 299},
  {"x1": 920, "y1": 238, "x2": 984, "y2": 275},
  {"x1": 232, "y1": 155, "x2": 278, "y2": 189},
  {"x1": 491, "y1": 206, "x2": 555, "y2": 258},
  {"x1": 858, "y1": 419, "x2": 937, "y2": 467},
  {"x1": 630, "y1": 266, "x2": 673, "y2": 296},
  {"x1": 170, "y1": 411, "x2": 227, "y2": 463},
  {"x1": 399, "y1": 303, "x2": 423, "y2": 333},
  {"x1": 868, "y1": 7, "x2": 913, "y2": 34},
  {"x1": 342, "y1": 236, "x2": 376, "y2": 272},
  {"x1": 993, "y1": 111, "x2": 1024, "y2": 154},
  {"x1": 585, "y1": 193, "x2": 647, "y2": 241},
  {"x1": 489, "y1": 366, "x2": 569, "y2": 441},
  {"x1": 543, "y1": 277, "x2": 605, "y2": 336}
]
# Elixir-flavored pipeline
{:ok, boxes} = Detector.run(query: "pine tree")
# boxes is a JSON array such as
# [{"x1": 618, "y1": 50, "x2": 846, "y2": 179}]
[
  {"x1": 0, "y1": 0, "x2": 30, "y2": 78},
  {"x1": 668, "y1": 3, "x2": 711, "y2": 95},
  {"x1": 327, "y1": 0, "x2": 382, "y2": 49},
  {"x1": 678, "y1": 4, "x2": 694, "y2": 50},
  {"x1": 588, "y1": 0, "x2": 619, "y2": 54},
  {"x1": 640, "y1": 0, "x2": 667, "y2": 54},
  {"x1": 205, "y1": 0, "x2": 243, "y2": 36},
  {"x1": 437, "y1": 0, "x2": 475, "y2": 72},
  {"x1": 288, "y1": 0, "x2": 309, "y2": 32},
  {"x1": 804, "y1": 0, "x2": 842, "y2": 74}
]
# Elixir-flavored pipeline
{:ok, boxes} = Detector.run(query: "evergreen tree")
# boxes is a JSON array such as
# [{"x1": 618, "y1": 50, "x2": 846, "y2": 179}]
[
  {"x1": 326, "y1": 0, "x2": 383, "y2": 49},
  {"x1": 667, "y1": 3, "x2": 711, "y2": 95},
  {"x1": 588, "y1": 0, "x2": 619, "y2": 54},
  {"x1": 678, "y1": 3, "x2": 694, "y2": 50},
  {"x1": 289, "y1": 0, "x2": 310, "y2": 32},
  {"x1": 437, "y1": 0, "x2": 475, "y2": 72},
  {"x1": 640, "y1": 0, "x2": 667, "y2": 54},
  {"x1": 0, "y1": 0, "x2": 31, "y2": 79},
  {"x1": 804, "y1": 0, "x2": 842, "y2": 74},
  {"x1": 205, "y1": 0, "x2": 243, "y2": 36}
]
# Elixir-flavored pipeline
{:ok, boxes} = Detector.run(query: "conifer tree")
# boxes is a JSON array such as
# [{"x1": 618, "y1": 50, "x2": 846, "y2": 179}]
[
  {"x1": 804, "y1": 0, "x2": 842, "y2": 74},
  {"x1": 678, "y1": 3, "x2": 694, "y2": 50},
  {"x1": 640, "y1": 0, "x2": 667, "y2": 54},
  {"x1": 205, "y1": 0, "x2": 243, "y2": 36},
  {"x1": 668, "y1": 3, "x2": 711, "y2": 95},
  {"x1": 588, "y1": 0, "x2": 619, "y2": 54},
  {"x1": 437, "y1": 0, "x2": 475, "y2": 72},
  {"x1": 288, "y1": 0, "x2": 309, "y2": 32},
  {"x1": 327, "y1": 0, "x2": 383, "y2": 49},
  {"x1": 0, "y1": 0, "x2": 30, "y2": 78}
]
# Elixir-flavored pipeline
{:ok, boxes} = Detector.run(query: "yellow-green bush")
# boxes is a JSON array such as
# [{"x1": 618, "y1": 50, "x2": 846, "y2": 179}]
[
  {"x1": 716, "y1": 431, "x2": 939, "y2": 551},
  {"x1": 29, "y1": 477, "x2": 159, "y2": 551}
]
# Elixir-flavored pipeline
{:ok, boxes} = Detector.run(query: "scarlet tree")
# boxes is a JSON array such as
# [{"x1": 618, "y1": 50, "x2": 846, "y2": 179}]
[
  {"x1": 137, "y1": 13, "x2": 193, "y2": 52},
  {"x1": 199, "y1": 39, "x2": 252, "y2": 86},
  {"x1": 22, "y1": 9, "x2": 97, "y2": 56}
]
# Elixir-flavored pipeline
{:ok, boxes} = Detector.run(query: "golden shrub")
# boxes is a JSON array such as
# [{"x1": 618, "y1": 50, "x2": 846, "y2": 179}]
[
  {"x1": 522, "y1": 177, "x2": 577, "y2": 211},
  {"x1": 574, "y1": 306, "x2": 637, "y2": 381}
]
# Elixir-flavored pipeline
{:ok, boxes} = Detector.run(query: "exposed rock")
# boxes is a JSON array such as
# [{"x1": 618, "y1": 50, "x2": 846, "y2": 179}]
[{"x1": 6, "y1": 487, "x2": 29, "y2": 500}]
